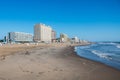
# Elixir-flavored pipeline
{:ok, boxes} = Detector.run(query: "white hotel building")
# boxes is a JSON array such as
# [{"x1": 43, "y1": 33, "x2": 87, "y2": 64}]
[
  {"x1": 8, "y1": 32, "x2": 33, "y2": 43},
  {"x1": 34, "y1": 23, "x2": 52, "y2": 43}
]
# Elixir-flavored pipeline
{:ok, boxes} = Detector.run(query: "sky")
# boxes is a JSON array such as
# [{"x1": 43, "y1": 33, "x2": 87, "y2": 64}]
[{"x1": 0, "y1": 0, "x2": 120, "y2": 41}]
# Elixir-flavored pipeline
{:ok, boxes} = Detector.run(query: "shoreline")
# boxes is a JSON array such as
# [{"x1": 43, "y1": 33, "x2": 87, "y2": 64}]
[
  {"x1": 74, "y1": 44, "x2": 120, "y2": 71},
  {"x1": 0, "y1": 44, "x2": 120, "y2": 80},
  {"x1": 73, "y1": 46, "x2": 120, "y2": 71}
]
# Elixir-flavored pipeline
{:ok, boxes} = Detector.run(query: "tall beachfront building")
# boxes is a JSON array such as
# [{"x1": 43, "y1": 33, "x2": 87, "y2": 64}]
[
  {"x1": 51, "y1": 30, "x2": 56, "y2": 40},
  {"x1": 34, "y1": 23, "x2": 52, "y2": 43},
  {"x1": 60, "y1": 33, "x2": 69, "y2": 43},
  {"x1": 51, "y1": 30, "x2": 56, "y2": 42},
  {"x1": 8, "y1": 32, "x2": 33, "y2": 43}
]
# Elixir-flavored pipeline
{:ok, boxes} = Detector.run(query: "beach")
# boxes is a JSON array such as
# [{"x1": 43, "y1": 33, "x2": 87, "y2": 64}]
[{"x1": 0, "y1": 44, "x2": 120, "y2": 80}]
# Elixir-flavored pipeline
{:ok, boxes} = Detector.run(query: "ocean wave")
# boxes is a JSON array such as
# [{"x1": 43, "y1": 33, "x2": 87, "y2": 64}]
[
  {"x1": 91, "y1": 50, "x2": 113, "y2": 60},
  {"x1": 76, "y1": 43, "x2": 120, "y2": 70},
  {"x1": 98, "y1": 42, "x2": 120, "y2": 49},
  {"x1": 116, "y1": 45, "x2": 120, "y2": 49},
  {"x1": 98, "y1": 42, "x2": 116, "y2": 45},
  {"x1": 74, "y1": 47, "x2": 78, "y2": 52}
]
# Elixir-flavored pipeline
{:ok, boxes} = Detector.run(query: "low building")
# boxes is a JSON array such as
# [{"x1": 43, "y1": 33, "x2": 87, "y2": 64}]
[
  {"x1": 71, "y1": 37, "x2": 80, "y2": 44},
  {"x1": 56, "y1": 38, "x2": 60, "y2": 42},
  {"x1": 3, "y1": 36, "x2": 7, "y2": 43},
  {"x1": 8, "y1": 32, "x2": 33, "y2": 43}
]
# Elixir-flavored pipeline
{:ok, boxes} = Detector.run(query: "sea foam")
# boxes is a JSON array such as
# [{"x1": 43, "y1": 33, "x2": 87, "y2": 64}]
[
  {"x1": 116, "y1": 45, "x2": 120, "y2": 49},
  {"x1": 91, "y1": 50, "x2": 112, "y2": 60}
]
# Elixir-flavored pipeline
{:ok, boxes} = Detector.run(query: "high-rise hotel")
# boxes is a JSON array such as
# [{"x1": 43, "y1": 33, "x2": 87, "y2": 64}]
[{"x1": 34, "y1": 23, "x2": 52, "y2": 43}]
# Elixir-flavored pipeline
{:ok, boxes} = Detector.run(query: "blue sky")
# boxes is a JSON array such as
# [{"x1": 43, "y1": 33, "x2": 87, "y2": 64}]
[{"x1": 0, "y1": 0, "x2": 120, "y2": 41}]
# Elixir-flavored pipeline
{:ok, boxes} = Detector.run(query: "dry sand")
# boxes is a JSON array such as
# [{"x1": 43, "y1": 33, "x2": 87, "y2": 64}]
[{"x1": 0, "y1": 44, "x2": 120, "y2": 80}]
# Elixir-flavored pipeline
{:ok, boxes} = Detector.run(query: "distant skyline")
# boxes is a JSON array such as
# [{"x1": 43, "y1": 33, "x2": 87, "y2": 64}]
[{"x1": 0, "y1": 0, "x2": 120, "y2": 41}]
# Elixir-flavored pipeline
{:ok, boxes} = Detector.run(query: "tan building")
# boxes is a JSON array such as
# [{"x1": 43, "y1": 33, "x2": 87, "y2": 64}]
[
  {"x1": 60, "y1": 33, "x2": 69, "y2": 43},
  {"x1": 51, "y1": 30, "x2": 56, "y2": 42},
  {"x1": 34, "y1": 23, "x2": 52, "y2": 43},
  {"x1": 51, "y1": 30, "x2": 56, "y2": 39}
]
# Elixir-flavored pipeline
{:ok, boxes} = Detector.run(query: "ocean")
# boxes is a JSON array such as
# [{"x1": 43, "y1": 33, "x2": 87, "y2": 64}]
[{"x1": 75, "y1": 42, "x2": 120, "y2": 70}]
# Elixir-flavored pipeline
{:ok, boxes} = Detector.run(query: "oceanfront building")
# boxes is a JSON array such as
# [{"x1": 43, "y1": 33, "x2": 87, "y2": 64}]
[
  {"x1": 34, "y1": 23, "x2": 52, "y2": 43},
  {"x1": 8, "y1": 32, "x2": 33, "y2": 43},
  {"x1": 51, "y1": 30, "x2": 56, "y2": 42},
  {"x1": 60, "y1": 33, "x2": 70, "y2": 43},
  {"x1": 71, "y1": 37, "x2": 80, "y2": 44}
]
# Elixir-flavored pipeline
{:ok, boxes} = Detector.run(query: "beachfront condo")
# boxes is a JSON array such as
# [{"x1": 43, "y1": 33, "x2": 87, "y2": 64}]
[
  {"x1": 51, "y1": 30, "x2": 56, "y2": 42},
  {"x1": 60, "y1": 33, "x2": 70, "y2": 43},
  {"x1": 34, "y1": 23, "x2": 52, "y2": 43}
]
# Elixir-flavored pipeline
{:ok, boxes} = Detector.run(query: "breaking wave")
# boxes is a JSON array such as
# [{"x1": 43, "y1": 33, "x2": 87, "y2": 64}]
[
  {"x1": 75, "y1": 42, "x2": 120, "y2": 70},
  {"x1": 91, "y1": 50, "x2": 113, "y2": 60}
]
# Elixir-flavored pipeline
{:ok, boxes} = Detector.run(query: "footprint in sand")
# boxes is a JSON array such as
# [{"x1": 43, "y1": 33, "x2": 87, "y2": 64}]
[
  {"x1": 24, "y1": 51, "x2": 30, "y2": 55},
  {"x1": 0, "y1": 56, "x2": 6, "y2": 61},
  {"x1": 38, "y1": 72, "x2": 44, "y2": 75},
  {"x1": 36, "y1": 72, "x2": 44, "y2": 77}
]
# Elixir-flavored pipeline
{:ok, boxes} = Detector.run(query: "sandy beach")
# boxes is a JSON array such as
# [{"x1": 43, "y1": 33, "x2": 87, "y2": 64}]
[{"x1": 0, "y1": 44, "x2": 120, "y2": 80}]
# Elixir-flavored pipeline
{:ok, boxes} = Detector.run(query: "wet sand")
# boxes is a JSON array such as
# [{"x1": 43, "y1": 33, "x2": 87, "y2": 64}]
[{"x1": 0, "y1": 44, "x2": 120, "y2": 80}]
